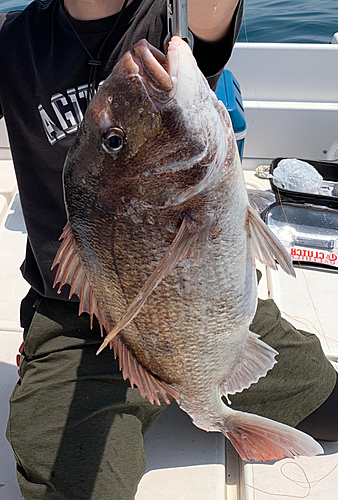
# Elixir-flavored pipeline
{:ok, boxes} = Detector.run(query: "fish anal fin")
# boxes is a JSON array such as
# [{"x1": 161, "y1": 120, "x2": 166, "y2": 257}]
[
  {"x1": 248, "y1": 205, "x2": 296, "y2": 277},
  {"x1": 222, "y1": 411, "x2": 323, "y2": 462},
  {"x1": 111, "y1": 336, "x2": 180, "y2": 405},
  {"x1": 52, "y1": 222, "x2": 108, "y2": 335},
  {"x1": 221, "y1": 331, "x2": 278, "y2": 399},
  {"x1": 97, "y1": 214, "x2": 210, "y2": 354}
]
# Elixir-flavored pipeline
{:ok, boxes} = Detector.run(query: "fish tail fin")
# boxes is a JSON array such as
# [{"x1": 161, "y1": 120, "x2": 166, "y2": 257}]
[{"x1": 221, "y1": 410, "x2": 323, "y2": 462}]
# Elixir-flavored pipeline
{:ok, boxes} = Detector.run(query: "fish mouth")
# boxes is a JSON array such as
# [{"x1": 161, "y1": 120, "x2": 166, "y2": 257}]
[{"x1": 126, "y1": 38, "x2": 180, "y2": 109}]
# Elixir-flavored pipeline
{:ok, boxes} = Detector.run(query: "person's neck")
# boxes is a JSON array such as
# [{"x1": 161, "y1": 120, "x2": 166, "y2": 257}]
[{"x1": 63, "y1": 0, "x2": 131, "y2": 21}]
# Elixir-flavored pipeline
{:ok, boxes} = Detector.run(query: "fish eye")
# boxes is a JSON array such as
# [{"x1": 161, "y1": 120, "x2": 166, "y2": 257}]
[{"x1": 102, "y1": 127, "x2": 126, "y2": 154}]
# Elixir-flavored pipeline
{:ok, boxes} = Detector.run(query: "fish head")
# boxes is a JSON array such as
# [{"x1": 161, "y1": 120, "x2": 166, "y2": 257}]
[{"x1": 64, "y1": 37, "x2": 232, "y2": 215}]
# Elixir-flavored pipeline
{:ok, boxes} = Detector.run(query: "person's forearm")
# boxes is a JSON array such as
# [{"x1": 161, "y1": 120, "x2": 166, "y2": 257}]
[{"x1": 188, "y1": 0, "x2": 240, "y2": 42}]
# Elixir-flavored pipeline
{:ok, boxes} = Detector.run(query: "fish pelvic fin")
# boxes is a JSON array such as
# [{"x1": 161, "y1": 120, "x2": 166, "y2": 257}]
[
  {"x1": 96, "y1": 213, "x2": 211, "y2": 354},
  {"x1": 221, "y1": 331, "x2": 278, "y2": 401},
  {"x1": 247, "y1": 189, "x2": 275, "y2": 214},
  {"x1": 248, "y1": 205, "x2": 296, "y2": 277},
  {"x1": 220, "y1": 410, "x2": 323, "y2": 462}
]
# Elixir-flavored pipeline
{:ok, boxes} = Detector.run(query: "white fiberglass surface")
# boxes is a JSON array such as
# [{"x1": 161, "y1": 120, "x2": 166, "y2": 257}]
[
  {"x1": 0, "y1": 174, "x2": 228, "y2": 500},
  {"x1": 226, "y1": 42, "x2": 338, "y2": 162},
  {"x1": 244, "y1": 439, "x2": 338, "y2": 500},
  {"x1": 242, "y1": 174, "x2": 338, "y2": 500},
  {"x1": 2, "y1": 40, "x2": 338, "y2": 499}
]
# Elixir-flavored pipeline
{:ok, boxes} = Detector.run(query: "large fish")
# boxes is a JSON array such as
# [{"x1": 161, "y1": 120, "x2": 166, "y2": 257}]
[{"x1": 53, "y1": 37, "x2": 323, "y2": 462}]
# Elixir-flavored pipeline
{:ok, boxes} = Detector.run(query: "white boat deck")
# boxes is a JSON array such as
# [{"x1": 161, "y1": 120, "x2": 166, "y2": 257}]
[{"x1": 1, "y1": 39, "x2": 338, "y2": 500}]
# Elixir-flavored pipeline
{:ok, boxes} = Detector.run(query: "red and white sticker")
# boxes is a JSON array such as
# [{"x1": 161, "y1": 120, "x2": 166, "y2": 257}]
[{"x1": 289, "y1": 246, "x2": 338, "y2": 267}]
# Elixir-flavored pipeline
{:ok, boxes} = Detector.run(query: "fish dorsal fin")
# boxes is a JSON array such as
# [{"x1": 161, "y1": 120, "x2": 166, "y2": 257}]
[
  {"x1": 96, "y1": 214, "x2": 208, "y2": 354},
  {"x1": 51, "y1": 223, "x2": 109, "y2": 334},
  {"x1": 111, "y1": 336, "x2": 180, "y2": 405},
  {"x1": 52, "y1": 222, "x2": 180, "y2": 405},
  {"x1": 221, "y1": 331, "x2": 278, "y2": 401},
  {"x1": 248, "y1": 205, "x2": 296, "y2": 277}
]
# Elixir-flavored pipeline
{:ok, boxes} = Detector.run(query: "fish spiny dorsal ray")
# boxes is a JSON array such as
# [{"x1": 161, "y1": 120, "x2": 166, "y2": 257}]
[
  {"x1": 53, "y1": 36, "x2": 323, "y2": 462},
  {"x1": 52, "y1": 222, "x2": 180, "y2": 405},
  {"x1": 52, "y1": 223, "x2": 107, "y2": 333}
]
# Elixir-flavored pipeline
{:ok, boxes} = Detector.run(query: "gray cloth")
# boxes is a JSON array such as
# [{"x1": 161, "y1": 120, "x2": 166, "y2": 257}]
[
  {"x1": 230, "y1": 297, "x2": 337, "y2": 427},
  {"x1": 7, "y1": 294, "x2": 336, "y2": 499},
  {"x1": 7, "y1": 297, "x2": 168, "y2": 500}
]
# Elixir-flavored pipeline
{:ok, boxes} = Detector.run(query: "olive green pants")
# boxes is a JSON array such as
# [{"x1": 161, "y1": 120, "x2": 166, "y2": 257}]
[
  {"x1": 7, "y1": 296, "x2": 168, "y2": 500},
  {"x1": 6, "y1": 291, "x2": 336, "y2": 500}
]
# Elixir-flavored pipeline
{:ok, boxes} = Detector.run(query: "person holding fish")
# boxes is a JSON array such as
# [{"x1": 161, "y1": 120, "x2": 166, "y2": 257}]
[{"x1": 0, "y1": 0, "x2": 337, "y2": 498}]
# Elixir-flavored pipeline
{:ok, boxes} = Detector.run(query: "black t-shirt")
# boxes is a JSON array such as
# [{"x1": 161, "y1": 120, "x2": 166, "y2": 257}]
[{"x1": 0, "y1": 0, "x2": 243, "y2": 300}]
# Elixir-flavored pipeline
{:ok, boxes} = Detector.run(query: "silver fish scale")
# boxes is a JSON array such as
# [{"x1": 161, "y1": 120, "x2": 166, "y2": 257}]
[
  {"x1": 119, "y1": 163, "x2": 256, "y2": 405},
  {"x1": 61, "y1": 36, "x2": 323, "y2": 462}
]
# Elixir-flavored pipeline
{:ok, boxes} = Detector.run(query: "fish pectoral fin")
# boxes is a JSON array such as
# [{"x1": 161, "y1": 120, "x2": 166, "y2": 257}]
[
  {"x1": 221, "y1": 331, "x2": 278, "y2": 399},
  {"x1": 97, "y1": 213, "x2": 206, "y2": 354},
  {"x1": 51, "y1": 222, "x2": 110, "y2": 335},
  {"x1": 186, "y1": 215, "x2": 214, "y2": 259},
  {"x1": 222, "y1": 410, "x2": 323, "y2": 462},
  {"x1": 52, "y1": 224, "x2": 180, "y2": 407},
  {"x1": 248, "y1": 205, "x2": 296, "y2": 277}
]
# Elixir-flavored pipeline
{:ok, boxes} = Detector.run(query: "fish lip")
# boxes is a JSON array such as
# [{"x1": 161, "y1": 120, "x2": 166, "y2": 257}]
[{"x1": 130, "y1": 39, "x2": 178, "y2": 109}]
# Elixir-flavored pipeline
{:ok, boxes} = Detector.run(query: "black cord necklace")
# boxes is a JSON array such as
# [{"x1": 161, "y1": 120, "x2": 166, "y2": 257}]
[{"x1": 60, "y1": 0, "x2": 130, "y2": 104}]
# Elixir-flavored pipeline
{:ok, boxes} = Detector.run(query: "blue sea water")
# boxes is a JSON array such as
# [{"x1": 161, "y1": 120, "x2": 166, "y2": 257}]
[
  {"x1": 0, "y1": 0, "x2": 337, "y2": 43},
  {"x1": 238, "y1": 0, "x2": 338, "y2": 43}
]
